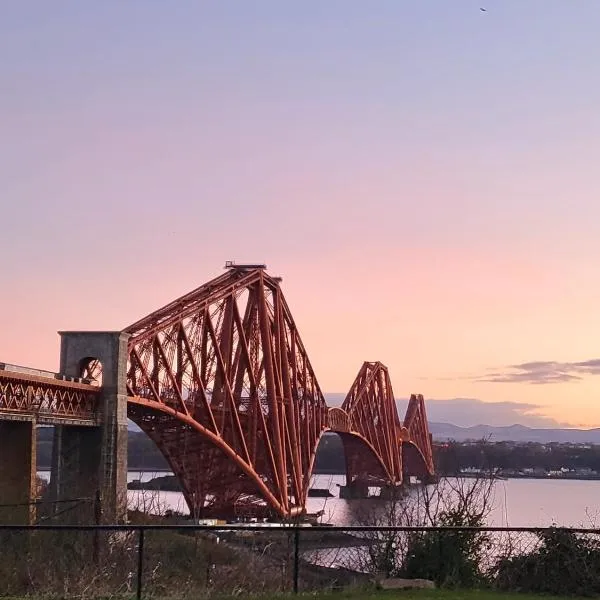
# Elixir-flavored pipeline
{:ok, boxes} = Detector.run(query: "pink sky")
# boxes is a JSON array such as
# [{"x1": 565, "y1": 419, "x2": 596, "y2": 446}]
[{"x1": 2, "y1": 2, "x2": 600, "y2": 427}]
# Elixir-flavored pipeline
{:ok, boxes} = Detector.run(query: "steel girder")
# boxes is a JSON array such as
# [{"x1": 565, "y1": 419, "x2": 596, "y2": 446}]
[
  {"x1": 125, "y1": 268, "x2": 327, "y2": 518},
  {"x1": 0, "y1": 370, "x2": 100, "y2": 424},
  {"x1": 402, "y1": 393, "x2": 436, "y2": 478},
  {"x1": 329, "y1": 363, "x2": 435, "y2": 490},
  {"x1": 339, "y1": 361, "x2": 403, "y2": 486},
  {"x1": 125, "y1": 266, "x2": 435, "y2": 518}
]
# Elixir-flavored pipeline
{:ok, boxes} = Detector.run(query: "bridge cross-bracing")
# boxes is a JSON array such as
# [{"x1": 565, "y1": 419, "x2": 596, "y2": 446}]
[
  {"x1": 0, "y1": 264, "x2": 434, "y2": 522},
  {"x1": 125, "y1": 264, "x2": 435, "y2": 519}
]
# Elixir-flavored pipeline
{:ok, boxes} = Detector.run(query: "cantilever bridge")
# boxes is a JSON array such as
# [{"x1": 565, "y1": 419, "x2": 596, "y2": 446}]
[{"x1": 0, "y1": 264, "x2": 434, "y2": 522}]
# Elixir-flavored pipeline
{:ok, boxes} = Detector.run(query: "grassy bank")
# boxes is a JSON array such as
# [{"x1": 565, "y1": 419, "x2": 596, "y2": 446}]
[
  {"x1": 266, "y1": 590, "x2": 588, "y2": 600},
  {"x1": 1, "y1": 589, "x2": 590, "y2": 600}
]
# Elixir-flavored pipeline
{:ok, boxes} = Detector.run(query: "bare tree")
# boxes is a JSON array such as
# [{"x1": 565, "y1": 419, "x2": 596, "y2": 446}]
[{"x1": 336, "y1": 467, "x2": 497, "y2": 583}]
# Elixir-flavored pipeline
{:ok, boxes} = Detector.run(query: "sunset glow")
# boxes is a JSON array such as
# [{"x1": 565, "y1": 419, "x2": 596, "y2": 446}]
[{"x1": 2, "y1": 2, "x2": 600, "y2": 427}]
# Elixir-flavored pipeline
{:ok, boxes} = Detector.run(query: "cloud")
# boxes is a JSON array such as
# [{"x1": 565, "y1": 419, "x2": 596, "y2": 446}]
[
  {"x1": 403, "y1": 398, "x2": 565, "y2": 428},
  {"x1": 324, "y1": 393, "x2": 564, "y2": 428},
  {"x1": 478, "y1": 359, "x2": 600, "y2": 385}
]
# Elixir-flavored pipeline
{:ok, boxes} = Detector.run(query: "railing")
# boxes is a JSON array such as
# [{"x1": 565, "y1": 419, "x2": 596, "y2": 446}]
[{"x1": 0, "y1": 524, "x2": 599, "y2": 598}]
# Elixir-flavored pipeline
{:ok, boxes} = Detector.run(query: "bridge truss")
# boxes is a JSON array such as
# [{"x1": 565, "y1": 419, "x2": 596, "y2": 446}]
[
  {"x1": 0, "y1": 369, "x2": 100, "y2": 425},
  {"x1": 125, "y1": 265, "x2": 434, "y2": 519}
]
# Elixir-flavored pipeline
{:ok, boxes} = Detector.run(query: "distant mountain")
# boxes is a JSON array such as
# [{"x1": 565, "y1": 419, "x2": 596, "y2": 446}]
[
  {"x1": 429, "y1": 422, "x2": 600, "y2": 444},
  {"x1": 126, "y1": 420, "x2": 600, "y2": 444}
]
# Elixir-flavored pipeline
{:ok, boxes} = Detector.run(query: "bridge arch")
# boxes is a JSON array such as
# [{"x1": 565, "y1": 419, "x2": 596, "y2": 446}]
[
  {"x1": 128, "y1": 396, "x2": 287, "y2": 518},
  {"x1": 123, "y1": 266, "x2": 434, "y2": 519},
  {"x1": 402, "y1": 441, "x2": 434, "y2": 480},
  {"x1": 307, "y1": 428, "x2": 394, "y2": 489}
]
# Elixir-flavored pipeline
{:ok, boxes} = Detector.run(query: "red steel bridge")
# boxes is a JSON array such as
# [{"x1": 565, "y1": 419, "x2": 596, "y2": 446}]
[{"x1": 0, "y1": 264, "x2": 434, "y2": 520}]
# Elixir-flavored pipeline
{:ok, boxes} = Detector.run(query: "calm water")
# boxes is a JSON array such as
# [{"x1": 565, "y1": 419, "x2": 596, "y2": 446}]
[
  {"x1": 307, "y1": 475, "x2": 600, "y2": 527},
  {"x1": 37, "y1": 471, "x2": 600, "y2": 527}
]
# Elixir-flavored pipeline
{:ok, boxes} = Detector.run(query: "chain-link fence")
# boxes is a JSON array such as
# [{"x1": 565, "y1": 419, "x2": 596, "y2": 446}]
[{"x1": 0, "y1": 524, "x2": 599, "y2": 598}]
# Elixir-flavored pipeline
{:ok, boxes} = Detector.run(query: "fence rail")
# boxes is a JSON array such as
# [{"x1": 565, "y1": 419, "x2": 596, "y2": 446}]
[{"x1": 0, "y1": 524, "x2": 599, "y2": 598}]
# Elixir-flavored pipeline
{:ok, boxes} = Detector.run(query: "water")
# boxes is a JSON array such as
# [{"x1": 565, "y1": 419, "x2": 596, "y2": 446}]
[
  {"x1": 37, "y1": 471, "x2": 600, "y2": 527},
  {"x1": 306, "y1": 474, "x2": 600, "y2": 528}
]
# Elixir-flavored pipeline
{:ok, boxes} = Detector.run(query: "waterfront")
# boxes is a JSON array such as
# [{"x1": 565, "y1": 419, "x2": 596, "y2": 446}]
[
  {"x1": 303, "y1": 475, "x2": 600, "y2": 528},
  {"x1": 288, "y1": 474, "x2": 600, "y2": 527},
  {"x1": 38, "y1": 471, "x2": 600, "y2": 527}
]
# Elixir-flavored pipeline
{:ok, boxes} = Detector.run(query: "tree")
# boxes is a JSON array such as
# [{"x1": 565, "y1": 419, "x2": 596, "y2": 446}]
[{"x1": 338, "y1": 460, "x2": 496, "y2": 587}]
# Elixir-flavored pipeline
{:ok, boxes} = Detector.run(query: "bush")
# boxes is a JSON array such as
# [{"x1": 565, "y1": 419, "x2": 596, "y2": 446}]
[
  {"x1": 347, "y1": 473, "x2": 496, "y2": 585},
  {"x1": 495, "y1": 528, "x2": 600, "y2": 596},
  {"x1": 400, "y1": 508, "x2": 489, "y2": 588}
]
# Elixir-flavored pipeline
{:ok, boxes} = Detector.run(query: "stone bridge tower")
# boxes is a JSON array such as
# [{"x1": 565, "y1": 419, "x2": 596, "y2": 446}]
[{"x1": 49, "y1": 331, "x2": 128, "y2": 523}]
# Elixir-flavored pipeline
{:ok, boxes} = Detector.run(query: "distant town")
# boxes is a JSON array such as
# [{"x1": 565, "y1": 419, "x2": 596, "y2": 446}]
[
  {"x1": 435, "y1": 438, "x2": 600, "y2": 480},
  {"x1": 308, "y1": 434, "x2": 600, "y2": 481}
]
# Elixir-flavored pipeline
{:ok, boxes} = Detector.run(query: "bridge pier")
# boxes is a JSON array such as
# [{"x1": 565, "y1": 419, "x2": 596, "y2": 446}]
[
  {"x1": 50, "y1": 425, "x2": 102, "y2": 523},
  {"x1": 0, "y1": 419, "x2": 37, "y2": 524},
  {"x1": 379, "y1": 484, "x2": 406, "y2": 501},
  {"x1": 339, "y1": 481, "x2": 370, "y2": 499},
  {"x1": 49, "y1": 332, "x2": 129, "y2": 523}
]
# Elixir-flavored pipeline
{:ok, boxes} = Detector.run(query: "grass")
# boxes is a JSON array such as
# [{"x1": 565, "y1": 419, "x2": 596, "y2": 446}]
[
  {"x1": 1, "y1": 590, "x2": 590, "y2": 600},
  {"x1": 263, "y1": 590, "x2": 588, "y2": 600}
]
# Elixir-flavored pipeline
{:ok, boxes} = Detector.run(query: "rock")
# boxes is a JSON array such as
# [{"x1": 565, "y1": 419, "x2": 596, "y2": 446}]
[{"x1": 378, "y1": 578, "x2": 435, "y2": 590}]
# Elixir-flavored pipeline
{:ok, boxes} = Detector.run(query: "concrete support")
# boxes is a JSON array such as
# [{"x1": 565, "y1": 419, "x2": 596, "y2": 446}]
[
  {"x1": 0, "y1": 420, "x2": 37, "y2": 524},
  {"x1": 339, "y1": 481, "x2": 370, "y2": 499},
  {"x1": 50, "y1": 331, "x2": 129, "y2": 523},
  {"x1": 50, "y1": 425, "x2": 102, "y2": 523},
  {"x1": 379, "y1": 484, "x2": 406, "y2": 501}
]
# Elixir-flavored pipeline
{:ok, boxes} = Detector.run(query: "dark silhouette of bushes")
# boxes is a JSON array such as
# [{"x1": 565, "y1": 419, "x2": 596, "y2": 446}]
[
  {"x1": 495, "y1": 528, "x2": 600, "y2": 596},
  {"x1": 401, "y1": 529, "x2": 486, "y2": 588},
  {"x1": 400, "y1": 508, "x2": 490, "y2": 588}
]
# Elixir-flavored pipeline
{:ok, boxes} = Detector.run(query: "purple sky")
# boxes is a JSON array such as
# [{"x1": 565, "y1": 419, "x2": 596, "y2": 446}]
[{"x1": 2, "y1": 1, "x2": 600, "y2": 427}]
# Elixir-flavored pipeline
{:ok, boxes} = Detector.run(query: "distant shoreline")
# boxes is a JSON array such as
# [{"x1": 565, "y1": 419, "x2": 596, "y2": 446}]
[
  {"x1": 455, "y1": 472, "x2": 600, "y2": 481},
  {"x1": 126, "y1": 471, "x2": 600, "y2": 490},
  {"x1": 37, "y1": 467, "x2": 600, "y2": 483},
  {"x1": 502, "y1": 473, "x2": 600, "y2": 481}
]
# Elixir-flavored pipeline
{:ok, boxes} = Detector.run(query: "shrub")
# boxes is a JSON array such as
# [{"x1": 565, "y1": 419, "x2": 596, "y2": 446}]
[
  {"x1": 495, "y1": 528, "x2": 600, "y2": 596},
  {"x1": 400, "y1": 507, "x2": 489, "y2": 588}
]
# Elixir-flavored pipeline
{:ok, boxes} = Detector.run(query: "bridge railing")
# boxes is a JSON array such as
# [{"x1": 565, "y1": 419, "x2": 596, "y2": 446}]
[{"x1": 0, "y1": 523, "x2": 599, "y2": 598}]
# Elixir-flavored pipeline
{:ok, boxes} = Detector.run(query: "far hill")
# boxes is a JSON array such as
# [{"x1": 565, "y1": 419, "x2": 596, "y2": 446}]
[
  {"x1": 429, "y1": 422, "x2": 600, "y2": 444},
  {"x1": 126, "y1": 422, "x2": 600, "y2": 445}
]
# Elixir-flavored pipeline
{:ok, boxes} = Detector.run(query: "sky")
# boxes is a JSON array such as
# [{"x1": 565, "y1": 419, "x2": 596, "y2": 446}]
[{"x1": 2, "y1": 1, "x2": 600, "y2": 428}]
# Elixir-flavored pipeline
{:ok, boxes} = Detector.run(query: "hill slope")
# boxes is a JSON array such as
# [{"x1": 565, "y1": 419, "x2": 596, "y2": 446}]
[{"x1": 429, "y1": 422, "x2": 600, "y2": 443}]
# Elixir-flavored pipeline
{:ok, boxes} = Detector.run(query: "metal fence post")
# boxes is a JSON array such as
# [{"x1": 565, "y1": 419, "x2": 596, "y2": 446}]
[
  {"x1": 136, "y1": 528, "x2": 145, "y2": 600},
  {"x1": 293, "y1": 527, "x2": 300, "y2": 593},
  {"x1": 93, "y1": 491, "x2": 101, "y2": 565},
  {"x1": 437, "y1": 530, "x2": 443, "y2": 585}
]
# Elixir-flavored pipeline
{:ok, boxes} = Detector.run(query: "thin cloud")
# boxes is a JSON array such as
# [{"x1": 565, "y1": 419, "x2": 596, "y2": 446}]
[
  {"x1": 396, "y1": 397, "x2": 565, "y2": 428},
  {"x1": 324, "y1": 394, "x2": 564, "y2": 428},
  {"x1": 478, "y1": 359, "x2": 600, "y2": 385}
]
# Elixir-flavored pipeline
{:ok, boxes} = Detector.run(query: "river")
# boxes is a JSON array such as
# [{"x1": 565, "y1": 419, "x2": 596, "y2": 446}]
[{"x1": 37, "y1": 471, "x2": 600, "y2": 527}]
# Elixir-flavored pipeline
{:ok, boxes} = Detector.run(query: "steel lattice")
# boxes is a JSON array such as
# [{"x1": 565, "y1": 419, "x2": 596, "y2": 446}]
[
  {"x1": 125, "y1": 266, "x2": 435, "y2": 519},
  {"x1": 0, "y1": 371, "x2": 100, "y2": 424}
]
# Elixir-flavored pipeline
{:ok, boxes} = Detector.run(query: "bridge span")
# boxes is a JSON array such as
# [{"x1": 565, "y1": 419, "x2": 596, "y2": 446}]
[{"x1": 0, "y1": 264, "x2": 434, "y2": 523}]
